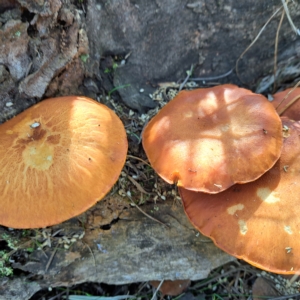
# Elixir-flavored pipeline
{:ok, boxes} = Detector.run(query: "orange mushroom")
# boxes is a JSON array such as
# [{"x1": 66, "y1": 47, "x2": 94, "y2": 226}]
[
  {"x1": 179, "y1": 118, "x2": 300, "y2": 274},
  {"x1": 143, "y1": 84, "x2": 283, "y2": 193},
  {"x1": 271, "y1": 87, "x2": 300, "y2": 120},
  {"x1": 0, "y1": 96, "x2": 128, "y2": 229}
]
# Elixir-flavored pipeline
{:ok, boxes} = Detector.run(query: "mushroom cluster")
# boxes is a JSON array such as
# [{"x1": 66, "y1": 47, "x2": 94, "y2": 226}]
[
  {"x1": 0, "y1": 96, "x2": 128, "y2": 229},
  {"x1": 142, "y1": 84, "x2": 300, "y2": 274}
]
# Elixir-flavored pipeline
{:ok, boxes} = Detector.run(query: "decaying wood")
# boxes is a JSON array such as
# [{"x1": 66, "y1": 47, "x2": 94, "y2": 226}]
[{"x1": 0, "y1": 195, "x2": 234, "y2": 300}]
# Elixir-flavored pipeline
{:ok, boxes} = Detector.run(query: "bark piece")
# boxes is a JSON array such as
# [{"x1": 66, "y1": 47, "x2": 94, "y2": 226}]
[
  {"x1": 85, "y1": 0, "x2": 300, "y2": 111},
  {"x1": 0, "y1": 1, "x2": 86, "y2": 125},
  {"x1": 0, "y1": 20, "x2": 30, "y2": 80},
  {"x1": 2, "y1": 196, "x2": 234, "y2": 299},
  {"x1": 0, "y1": 277, "x2": 41, "y2": 300},
  {"x1": 17, "y1": 0, "x2": 61, "y2": 16},
  {"x1": 19, "y1": 18, "x2": 79, "y2": 98}
]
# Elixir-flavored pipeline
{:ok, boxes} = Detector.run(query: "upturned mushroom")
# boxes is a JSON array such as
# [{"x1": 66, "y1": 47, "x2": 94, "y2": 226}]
[
  {"x1": 143, "y1": 84, "x2": 283, "y2": 193},
  {"x1": 179, "y1": 118, "x2": 300, "y2": 274},
  {"x1": 0, "y1": 96, "x2": 128, "y2": 229}
]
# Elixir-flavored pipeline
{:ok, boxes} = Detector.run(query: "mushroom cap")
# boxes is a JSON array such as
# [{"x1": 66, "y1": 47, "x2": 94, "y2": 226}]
[
  {"x1": 143, "y1": 84, "x2": 283, "y2": 193},
  {"x1": 179, "y1": 118, "x2": 300, "y2": 274},
  {"x1": 0, "y1": 96, "x2": 128, "y2": 229},
  {"x1": 272, "y1": 88, "x2": 300, "y2": 120}
]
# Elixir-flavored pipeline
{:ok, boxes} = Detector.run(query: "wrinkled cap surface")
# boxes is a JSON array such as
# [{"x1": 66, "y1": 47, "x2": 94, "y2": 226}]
[
  {"x1": 143, "y1": 84, "x2": 283, "y2": 193},
  {"x1": 272, "y1": 88, "x2": 300, "y2": 120},
  {"x1": 0, "y1": 96, "x2": 128, "y2": 228},
  {"x1": 180, "y1": 118, "x2": 300, "y2": 274}
]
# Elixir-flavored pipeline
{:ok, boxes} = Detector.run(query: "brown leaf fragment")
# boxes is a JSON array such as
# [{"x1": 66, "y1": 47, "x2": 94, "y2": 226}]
[
  {"x1": 150, "y1": 279, "x2": 191, "y2": 296},
  {"x1": 253, "y1": 277, "x2": 281, "y2": 300}
]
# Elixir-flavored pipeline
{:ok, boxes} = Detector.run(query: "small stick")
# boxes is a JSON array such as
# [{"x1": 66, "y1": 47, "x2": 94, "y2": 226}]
[
  {"x1": 179, "y1": 64, "x2": 194, "y2": 91},
  {"x1": 286, "y1": 273, "x2": 299, "y2": 288},
  {"x1": 275, "y1": 80, "x2": 300, "y2": 113},
  {"x1": 127, "y1": 175, "x2": 150, "y2": 194},
  {"x1": 151, "y1": 279, "x2": 164, "y2": 300},
  {"x1": 128, "y1": 196, "x2": 169, "y2": 228},
  {"x1": 127, "y1": 155, "x2": 152, "y2": 168},
  {"x1": 277, "y1": 95, "x2": 300, "y2": 115},
  {"x1": 45, "y1": 244, "x2": 58, "y2": 273},
  {"x1": 81, "y1": 240, "x2": 97, "y2": 278},
  {"x1": 273, "y1": 9, "x2": 285, "y2": 93},
  {"x1": 190, "y1": 68, "x2": 233, "y2": 81},
  {"x1": 236, "y1": 6, "x2": 283, "y2": 83}
]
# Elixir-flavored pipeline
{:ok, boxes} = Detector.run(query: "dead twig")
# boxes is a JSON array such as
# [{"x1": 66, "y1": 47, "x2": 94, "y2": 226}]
[
  {"x1": 236, "y1": 6, "x2": 283, "y2": 84},
  {"x1": 179, "y1": 64, "x2": 194, "y2": 91},
  {"x1": 275, "y1": 80, "x2": 300, "y2": 114},
  {"x1": 151, "y1": 279, "x2": 164, "y2": 300},
  {"x1": 281, "y1": 0, "x2": 300, "y2": 35},
  {"x1": 45, "y1": 244, "x2": 58, "y2": 273},
  {"x1": 189, "y1": 68, "x2": 233, "y2": 81},
  {"x1": 286, "y1": 273, "x2": 300, "y2": 288},
  {"x1": 82, "y1": 240, "x2": 97, "y2": 278},
  {"x1": 127, "y1": 155, "x2": 152, "y2": 168},
  {"x1": 127, "y1": 175, "x2": 150, "y2": 195},
  {"x1": 273, "y1": 9, "x2": 285, "y2": 93},
  {"x1": 127, "y1": 194, "x2": 169, "y2": 228}
]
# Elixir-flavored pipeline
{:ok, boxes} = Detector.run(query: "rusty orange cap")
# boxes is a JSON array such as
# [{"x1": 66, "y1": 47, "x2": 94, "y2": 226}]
[
  {"x1": 0, "y1": 96, "x2": 128, "y2": 228},
  {"x1": 143, "y1": 84, "x2": 283, "y2": 193},
  {"x1": 180, "y1": 117, "x2": 300, "y2": 274}
]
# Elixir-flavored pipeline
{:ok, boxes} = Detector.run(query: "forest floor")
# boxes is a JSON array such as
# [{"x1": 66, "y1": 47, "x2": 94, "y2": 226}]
[{"x1": 10, "y1": 80, "x2": 300, "y2": 300}]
